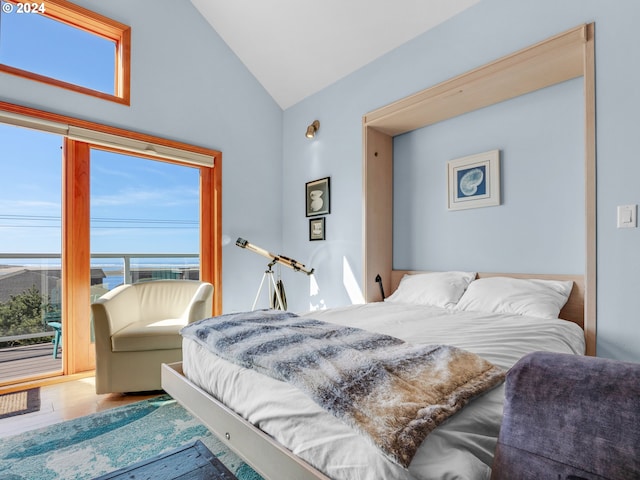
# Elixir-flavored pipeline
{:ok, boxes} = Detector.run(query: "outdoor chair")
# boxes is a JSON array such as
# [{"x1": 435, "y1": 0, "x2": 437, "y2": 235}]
[
  {"x1": 43, "y1": 287, "x2": 62, "y2": 359},
  {"x1": 43, "y1": 308, "x2": 62, "y2": 359},
  {"x1": 91, "y1": 279, "x2": 213, "y2": 394}
]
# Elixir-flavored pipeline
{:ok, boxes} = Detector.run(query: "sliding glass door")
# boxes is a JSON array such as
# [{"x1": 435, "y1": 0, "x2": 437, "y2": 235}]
[
  {"x1": 0, "y1": 123, "x2": 64, "y2": 384},
  {"x1": 0, "y1": 101, "x2": 221, "y2": 386}
]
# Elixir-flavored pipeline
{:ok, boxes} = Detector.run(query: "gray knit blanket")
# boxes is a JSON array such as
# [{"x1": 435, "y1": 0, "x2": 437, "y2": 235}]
[{"x1": 181, "y1": 310, "x2": 505, "y2": 468}]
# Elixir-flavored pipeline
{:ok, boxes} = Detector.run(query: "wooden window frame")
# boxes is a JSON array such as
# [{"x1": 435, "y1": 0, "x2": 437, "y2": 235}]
[
  {"x1": 0, "y1": 100, "x2": 221, "y2": 378},
  {"x1": 0, "y1": 0, "x2": 131, "y2": 105}
]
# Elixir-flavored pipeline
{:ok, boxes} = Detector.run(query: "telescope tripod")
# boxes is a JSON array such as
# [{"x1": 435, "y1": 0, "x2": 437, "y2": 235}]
[{"x1": 252, "y1": 260, "x2": 286, "y2": 310}]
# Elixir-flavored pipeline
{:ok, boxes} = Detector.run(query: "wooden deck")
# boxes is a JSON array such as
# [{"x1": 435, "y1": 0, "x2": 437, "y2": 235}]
[{"x1": 0, "y1": 343, "x2": 62, "y2": 384}]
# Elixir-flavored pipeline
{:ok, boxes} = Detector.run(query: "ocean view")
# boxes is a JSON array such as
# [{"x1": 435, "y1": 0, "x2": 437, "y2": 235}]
[{"x1": 101, "y1": 270, "x2": 125, "y2": 290}]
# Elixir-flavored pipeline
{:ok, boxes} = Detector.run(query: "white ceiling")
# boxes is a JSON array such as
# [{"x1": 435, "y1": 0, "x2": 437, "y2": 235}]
[{"x1": 190, "y1": 0, "x2": 481, "y2": 109}]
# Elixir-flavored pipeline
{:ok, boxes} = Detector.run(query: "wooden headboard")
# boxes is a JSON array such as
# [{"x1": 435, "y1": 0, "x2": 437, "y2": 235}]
[{"x1": 390, "y1": 270, "x2": 585, "y2": 329}]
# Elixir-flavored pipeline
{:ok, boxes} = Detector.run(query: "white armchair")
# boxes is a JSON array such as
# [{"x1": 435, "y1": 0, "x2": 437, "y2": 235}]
[{"x1": 91, "y1": 279, "x2": 213, "y2": 394}]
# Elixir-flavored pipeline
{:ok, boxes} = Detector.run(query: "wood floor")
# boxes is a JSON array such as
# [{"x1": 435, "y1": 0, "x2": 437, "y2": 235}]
[{"x1": 0, "y1": 376, "x2": 159, "y2": 438}]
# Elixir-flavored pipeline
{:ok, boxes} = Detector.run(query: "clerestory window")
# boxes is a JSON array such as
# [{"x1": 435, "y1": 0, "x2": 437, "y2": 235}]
[{"x1": 0, "y1": 0, "x2": 131, "y2": 104}]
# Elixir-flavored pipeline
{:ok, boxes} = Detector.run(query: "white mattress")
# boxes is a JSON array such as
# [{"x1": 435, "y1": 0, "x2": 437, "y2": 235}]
[{"x1": 182, "y1": 303, "x2": 585, "y2": 480}]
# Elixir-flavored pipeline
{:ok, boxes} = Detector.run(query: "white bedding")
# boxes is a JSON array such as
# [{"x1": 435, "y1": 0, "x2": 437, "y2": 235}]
[{"x1": 182, "y1": 302, "x2": 585, "y2": 480}]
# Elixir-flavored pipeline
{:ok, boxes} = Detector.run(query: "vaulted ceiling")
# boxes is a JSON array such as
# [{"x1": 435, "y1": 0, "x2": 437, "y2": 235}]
[{"x1": 190, "y1": 0, "x2": 481, "y2": 109}]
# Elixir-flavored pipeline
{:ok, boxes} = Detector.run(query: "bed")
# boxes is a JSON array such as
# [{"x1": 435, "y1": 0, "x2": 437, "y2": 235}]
[{"x1": 161, "y1": 271, "x2": 586, "y2": 480}]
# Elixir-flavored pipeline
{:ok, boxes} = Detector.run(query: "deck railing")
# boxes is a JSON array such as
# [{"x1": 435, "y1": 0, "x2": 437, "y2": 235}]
[{"x1": 0, "y1": 252, "x2": 199, "y2": 345}]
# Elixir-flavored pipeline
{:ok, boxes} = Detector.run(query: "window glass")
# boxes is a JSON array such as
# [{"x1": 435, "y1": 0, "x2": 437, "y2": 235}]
[
  {"x1": 0, "y1": 123, "x2": 62, "y2": 252},
  {"x1": 90, "y1": 150, "x2": 201, "y2": 290},
  {"x1": 0, "y1": 2, "x2": 116, "y2": 94},
  {"x1": 0, "y1": 123, "x2": 63, "y2": 379}
]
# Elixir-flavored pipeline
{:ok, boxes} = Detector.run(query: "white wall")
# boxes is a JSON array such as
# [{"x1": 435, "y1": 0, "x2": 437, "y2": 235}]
[
  {"x1": 282, "y1": 0, "x2": 640, "y2": 362},
  {"x1": 0, "y1": 0, "x2": 283, "y2": 312}
]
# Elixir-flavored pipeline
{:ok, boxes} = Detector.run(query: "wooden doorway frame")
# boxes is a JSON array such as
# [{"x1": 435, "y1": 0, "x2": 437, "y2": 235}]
[{"x1": 0, "y1": 101, "x2": 222, "y2": 378}]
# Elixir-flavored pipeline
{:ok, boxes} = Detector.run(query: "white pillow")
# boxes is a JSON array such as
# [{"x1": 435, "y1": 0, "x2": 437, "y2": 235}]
[
  {"x1": 385, "y1": 271, "x2": 476, "y2": 308},
  {"x1": 454, "y1": 277, "x2": 573, "y2": 319}
]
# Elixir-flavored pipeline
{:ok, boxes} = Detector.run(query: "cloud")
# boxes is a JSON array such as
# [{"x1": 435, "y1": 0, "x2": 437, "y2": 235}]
[
  {"x1": 0, "y1": 199, "x2": 61, "y2": 212},
  {"x1": 91, "y1": 186, "x2": 199, "y2": 208},
  {"x1": 92, "y1": 165, "x2": 135, "y2": 180}
]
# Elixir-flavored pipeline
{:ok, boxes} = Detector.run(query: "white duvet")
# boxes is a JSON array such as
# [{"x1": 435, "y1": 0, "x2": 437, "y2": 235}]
[{"x1": 182, "y1": 303, "x2": 585, "y2": 480}]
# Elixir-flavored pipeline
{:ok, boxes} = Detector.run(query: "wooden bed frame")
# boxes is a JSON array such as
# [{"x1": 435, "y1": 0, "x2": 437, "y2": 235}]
[
  {"x1": 162, "y1": 24, "x2": 594, "y2": 480},
  {"x1": 362, "y1": 23, "x2": 596, "y2": 355},
  {"x1": 161, "y1": 362, "x2": 332, "y2": 480}
]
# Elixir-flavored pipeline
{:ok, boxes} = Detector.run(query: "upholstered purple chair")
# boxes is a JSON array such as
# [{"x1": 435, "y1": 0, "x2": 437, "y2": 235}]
[{"x1": 492, "y1": 351, "x2": 640, "y2": 480}]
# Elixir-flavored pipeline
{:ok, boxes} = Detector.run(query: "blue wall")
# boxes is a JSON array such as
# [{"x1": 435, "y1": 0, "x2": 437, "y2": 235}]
[
  {"x1": 282, "y1": 0, "x2": 640, "y2": 362},
  {"x1": 0, "y1": 0, "x2": 283, "y2": 312},
  {"x1": 393, "y1": 78, "x2": 584, "y2": 273}
]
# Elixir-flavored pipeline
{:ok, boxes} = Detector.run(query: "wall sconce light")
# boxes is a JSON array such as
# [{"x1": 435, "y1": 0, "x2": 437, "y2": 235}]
[{"x1": 305, "y1": 120, "x2": 320, "y2": 139}]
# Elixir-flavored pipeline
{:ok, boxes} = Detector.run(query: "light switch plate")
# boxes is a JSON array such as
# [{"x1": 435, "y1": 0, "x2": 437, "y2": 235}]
[{"x1": 617, "y1": 204, "x2": 637, "y2": 228}]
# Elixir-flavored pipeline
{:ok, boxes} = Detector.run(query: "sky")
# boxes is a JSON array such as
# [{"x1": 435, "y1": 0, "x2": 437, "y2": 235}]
[
  {"x1": 0, "y1": 5, "x2": 201, "y2": 258},
  {"x1": 0, "y1": 2, "x2": 114, "y2": 93}
]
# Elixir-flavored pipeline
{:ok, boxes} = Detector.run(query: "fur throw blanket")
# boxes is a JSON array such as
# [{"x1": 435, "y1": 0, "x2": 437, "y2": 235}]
[{"x1": 181, "y1": 310, "x2": 505, "y2": 468}]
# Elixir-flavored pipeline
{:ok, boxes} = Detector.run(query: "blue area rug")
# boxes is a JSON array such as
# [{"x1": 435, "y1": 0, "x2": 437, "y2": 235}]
[{"x1": 0, "y1": 395, "x2": 264, "y2": 480}]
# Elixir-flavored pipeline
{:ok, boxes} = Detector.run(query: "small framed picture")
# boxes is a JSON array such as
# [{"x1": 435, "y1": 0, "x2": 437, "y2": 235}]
[
  {"x1": 306, "y1": 177, "x2": 330, "y2": 217},
  {"x1": 309, "y1": 217, "x2": 325, "y2": 241},
  {"x1": 447, "y1": 150, "x2": 500, "y2": 211}
]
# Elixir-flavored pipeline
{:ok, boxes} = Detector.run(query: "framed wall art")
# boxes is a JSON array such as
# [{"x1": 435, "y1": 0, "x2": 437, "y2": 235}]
[
  {"x1": 447, "y1": 150, "x2": 500, "y2": 211},
  {"x1": 309, "y1": 217, "x2": 325, "y2": 241},
  {"x1": 305, "y1": 177, "x2": 330, "y2": 217}
]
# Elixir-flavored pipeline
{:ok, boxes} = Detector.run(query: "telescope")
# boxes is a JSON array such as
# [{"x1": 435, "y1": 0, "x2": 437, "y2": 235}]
[
  {"x1": 236, "y1": 237, "x2": 314, "y2": 310},
  {"x1": 236, "y1": 237, "x2": 314, "y2": 275}
]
